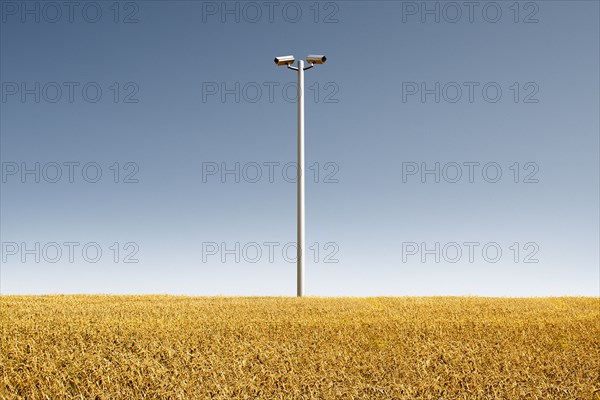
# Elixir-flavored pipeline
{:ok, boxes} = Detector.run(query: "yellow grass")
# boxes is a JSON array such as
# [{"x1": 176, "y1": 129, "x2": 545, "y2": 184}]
[{"x1": 1, "y1": 296, "x2": 598, "y2": 399}]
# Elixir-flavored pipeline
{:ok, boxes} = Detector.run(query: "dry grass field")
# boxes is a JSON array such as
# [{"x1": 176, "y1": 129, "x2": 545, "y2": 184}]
[{"x1": 0, "y1": 296, "x2": 598, "y2": 399}]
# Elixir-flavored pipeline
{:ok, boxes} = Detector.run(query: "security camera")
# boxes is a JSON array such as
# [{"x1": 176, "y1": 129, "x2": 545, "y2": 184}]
[
  {"x1": 306, "y1": 55, "x2": 326, "y2": 64},
  {"x1": 274, "y1": 55, "x2": 295, "y2": 66}
]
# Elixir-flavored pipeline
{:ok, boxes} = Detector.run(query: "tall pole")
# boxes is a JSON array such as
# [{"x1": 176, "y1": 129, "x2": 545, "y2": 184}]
[
  {"x1": 275, "y1": 54, "x2": 325, "y2": 297},
  {"x1": 297, "y1": 60, "x2": 305, "y2": 297}
]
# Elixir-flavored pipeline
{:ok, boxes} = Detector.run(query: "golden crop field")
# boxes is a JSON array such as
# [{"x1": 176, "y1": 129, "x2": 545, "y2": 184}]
[{"x1": 0, "y1": 296, "x2": 598, "y2": 399}]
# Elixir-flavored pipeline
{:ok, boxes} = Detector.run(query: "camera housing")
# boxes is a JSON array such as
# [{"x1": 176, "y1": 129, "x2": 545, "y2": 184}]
[
  {"x1": 274, "y1": 55, "x2": 295, "y2": 66},
  {"x1": 306, "y1": 55, "x2": 326, "y2": 65}
]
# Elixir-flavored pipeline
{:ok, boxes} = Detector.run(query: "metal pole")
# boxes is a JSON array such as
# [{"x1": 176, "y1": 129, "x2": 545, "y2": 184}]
[{"x1": 297, "y1": 60, "x2": 305, "y2": 297}]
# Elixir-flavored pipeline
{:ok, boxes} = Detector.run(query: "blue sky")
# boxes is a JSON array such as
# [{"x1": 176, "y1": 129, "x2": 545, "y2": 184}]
[{"x1": 1, "y1": 0, "x2": 598, "y2": 296}]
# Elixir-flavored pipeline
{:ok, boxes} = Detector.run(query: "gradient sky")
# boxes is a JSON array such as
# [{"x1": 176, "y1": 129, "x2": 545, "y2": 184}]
[{"x1": 1, "y1": 0, "x2": 598, "y2": 296}]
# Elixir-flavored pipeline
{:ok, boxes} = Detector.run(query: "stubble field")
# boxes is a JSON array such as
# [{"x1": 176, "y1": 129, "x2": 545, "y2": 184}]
[{"x1": 1, "y1": 296, "x2": 598, "y2": 399}]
